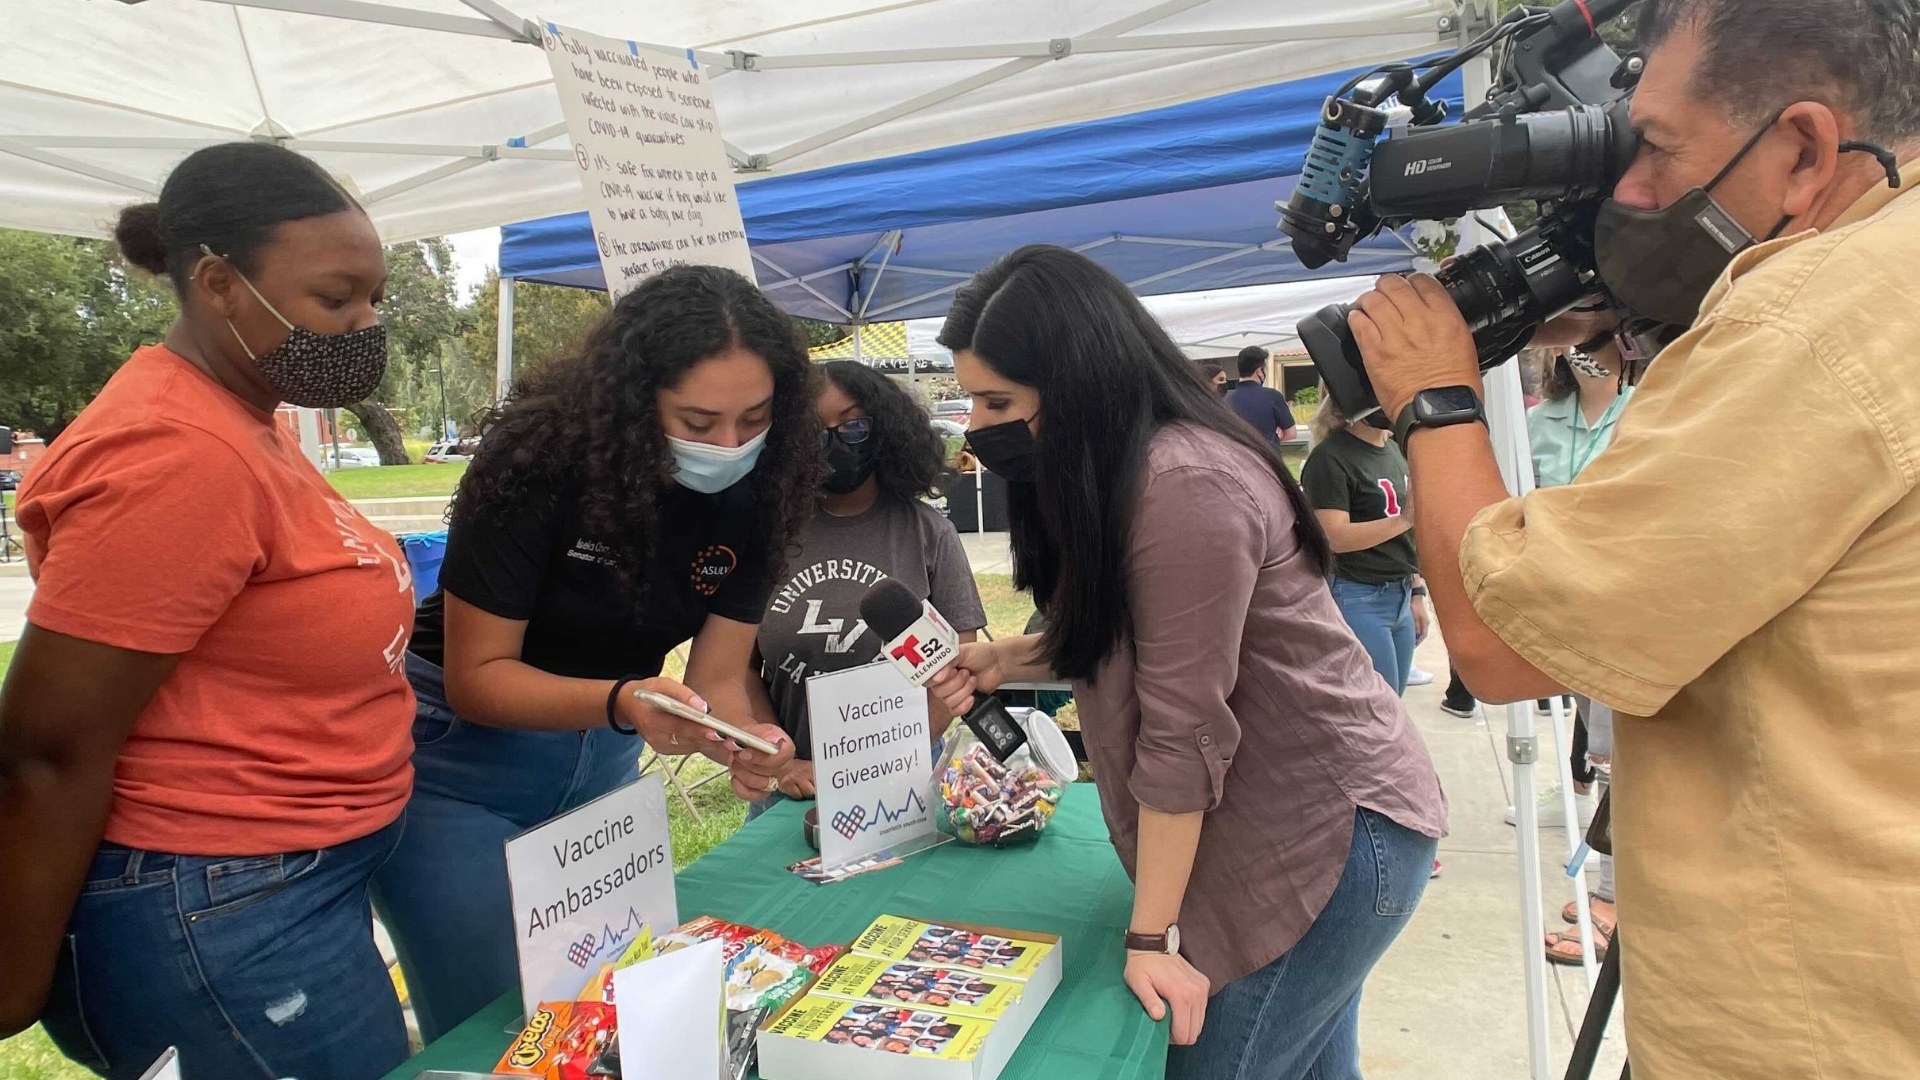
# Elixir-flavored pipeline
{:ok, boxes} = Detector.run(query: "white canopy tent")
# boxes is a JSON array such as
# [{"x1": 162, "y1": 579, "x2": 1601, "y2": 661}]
[
  {"x1": 0, "y1": 0, "x2": 1458, "y2": 242},
  {"x1": 905, "y1": 273, "x2": 1387, "y2": 366}
]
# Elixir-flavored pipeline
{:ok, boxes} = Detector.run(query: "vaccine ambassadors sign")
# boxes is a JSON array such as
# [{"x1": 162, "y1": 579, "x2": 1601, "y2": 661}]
[
  {"x1": 807, "y1": 661, "x2": 938, "y2": 871},
  {"x1": 505, "y1": 774, "x2": 676, "y2": 1014}
]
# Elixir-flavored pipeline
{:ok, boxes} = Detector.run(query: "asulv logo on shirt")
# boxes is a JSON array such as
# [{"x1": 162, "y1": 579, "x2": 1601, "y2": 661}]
[{"x1": 689, "y1": 544, "x2": 738, "y2": 596}]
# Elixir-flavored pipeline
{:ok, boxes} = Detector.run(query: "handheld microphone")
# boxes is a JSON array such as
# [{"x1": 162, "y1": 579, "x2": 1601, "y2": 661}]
[
  {"x1": 859, "y1": 579, "x2": 1028, "y2": 762},
  {"x1": 860, "y1": 578, "x2": 963, "y2": 688}
]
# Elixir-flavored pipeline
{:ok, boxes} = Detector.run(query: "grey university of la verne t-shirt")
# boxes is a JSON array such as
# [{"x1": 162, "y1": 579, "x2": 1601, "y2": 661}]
[{"x1": 757, "y1": 497, "x2": 987, "y2": 759}]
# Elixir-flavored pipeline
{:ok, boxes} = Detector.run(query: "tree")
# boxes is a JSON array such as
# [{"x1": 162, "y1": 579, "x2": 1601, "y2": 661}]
[
  {"x1": 0, "y1": 229, "x2": 177, "y2": 443},
  {"x1": 460, "y1": 270, "x2": 610, "y2": 410},
  {"x1": 799, "y1": 318, "x2": 846, "y2": 350},
  {"x1": 352, "y1": 238, "x2": 469, "y2": 463}
]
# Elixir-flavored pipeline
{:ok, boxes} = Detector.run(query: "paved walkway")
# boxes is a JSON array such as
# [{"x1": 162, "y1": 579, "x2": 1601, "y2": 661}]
[{"x1": 954, "y1": 531, "x2": 1630, "y2": 1079}]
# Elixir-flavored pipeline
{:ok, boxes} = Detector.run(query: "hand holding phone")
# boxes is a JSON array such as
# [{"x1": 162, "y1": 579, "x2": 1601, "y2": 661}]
[{"x1": 629, "y1": 687, "x2": 781, "y2": 755}]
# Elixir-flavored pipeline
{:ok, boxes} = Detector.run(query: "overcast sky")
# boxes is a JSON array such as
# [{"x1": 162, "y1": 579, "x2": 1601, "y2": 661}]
[{"x1": 445, "y1": 228, "x2": 501, "y2": 301}]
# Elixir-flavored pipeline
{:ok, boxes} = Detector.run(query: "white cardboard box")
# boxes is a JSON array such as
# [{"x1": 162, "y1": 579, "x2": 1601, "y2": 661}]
[{"x1": 758, "y1": 919, "x2": 1063, "y2": 1080}]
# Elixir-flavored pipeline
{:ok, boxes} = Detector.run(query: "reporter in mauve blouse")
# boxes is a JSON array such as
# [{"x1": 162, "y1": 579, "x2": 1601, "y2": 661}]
[{"x1": 928, "y1": 246, "x2": 1447, "y2": 1080}]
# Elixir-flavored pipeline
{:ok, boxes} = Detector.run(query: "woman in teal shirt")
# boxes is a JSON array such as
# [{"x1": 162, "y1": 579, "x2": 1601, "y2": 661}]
[{"x1": 1526, "y1": 337, "x2": 1635, "y2": 488}]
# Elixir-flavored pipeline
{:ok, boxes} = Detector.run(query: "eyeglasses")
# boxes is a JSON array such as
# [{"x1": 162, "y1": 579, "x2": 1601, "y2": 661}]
[{"x1": 820, "y1": 417, "x2": 873, "y2": 448}]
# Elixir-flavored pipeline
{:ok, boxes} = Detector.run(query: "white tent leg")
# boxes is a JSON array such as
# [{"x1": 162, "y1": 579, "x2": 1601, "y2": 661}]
[
  {"x1": 852, "y1": 325, "x2": 864, "y2": 362},
  {"x1": 1549, "y1": 695, "x2": 1601, "y2": 984},
  {"x1": 495, "y1": 275, "x2": 516, "y2": 404},
  {"x1": 1458, "y1": 48, "x2": 1554, "y2": 1080}
]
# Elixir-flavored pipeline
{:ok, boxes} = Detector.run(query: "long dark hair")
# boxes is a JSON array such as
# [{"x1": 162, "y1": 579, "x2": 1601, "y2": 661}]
[
  {"x1": 819, "y1": 361, "x2": 950, "y2": 502},
  {"x1": 938, "y1": 245, "x2": 1331, "y2": 680},
  {"x1": 453, "y1": 265, "x2": 823, "y2": 588}
]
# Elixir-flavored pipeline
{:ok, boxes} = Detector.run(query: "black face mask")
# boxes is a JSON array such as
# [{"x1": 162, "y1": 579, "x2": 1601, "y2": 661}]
[
  {"x1": 821, "y1": 431, "x2": 877, "y2": 495},
  {"x1": 965, "y1": 418, "x2": 1038, "y2": 483},
  {"x1": 1594, "y1": 118, "x2": 1789, "y2": 328},
  {"x1": 1597, "y1": 121, "x2": 1901, "y2": 328}
]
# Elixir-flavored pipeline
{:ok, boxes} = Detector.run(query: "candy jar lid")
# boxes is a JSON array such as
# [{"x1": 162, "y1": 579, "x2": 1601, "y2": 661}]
[{"x1": 1020, "y1": 710, "x2": 1078, "y2": 786}]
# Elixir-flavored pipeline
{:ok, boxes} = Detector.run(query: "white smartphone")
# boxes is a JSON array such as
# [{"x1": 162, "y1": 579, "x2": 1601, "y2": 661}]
[{"x1": 629, "y1": 687, "x2": 781, "y2": 755}]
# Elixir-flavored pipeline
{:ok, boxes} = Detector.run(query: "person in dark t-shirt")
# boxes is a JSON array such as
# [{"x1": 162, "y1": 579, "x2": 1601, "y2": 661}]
[
  {"x1": 1225, "y1": 346, "x2": 1299, "y2": 446},
  {"x1": 372, "y1": 266, "x2": 817, "y2": 1042},
  {"x1": 1300, "y1": 385, "x2": 1427, "y2": 697},
  {"x1": 753, "y1": 362, "x2": 986, "y2": 816}
]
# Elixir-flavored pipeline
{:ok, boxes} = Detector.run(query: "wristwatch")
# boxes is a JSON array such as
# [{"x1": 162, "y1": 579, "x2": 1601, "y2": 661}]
[
  {"x1": 1125, "y1": 924, "x2": 1181, "y2": 956},
  {"x1": 1393, "y1": 385, "x2": 1486, "y2": 445}
]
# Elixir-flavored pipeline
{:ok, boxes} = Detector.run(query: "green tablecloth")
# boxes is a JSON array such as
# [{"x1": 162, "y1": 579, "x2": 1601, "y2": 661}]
[{"x1": 381, "y1": 783, "x2": 1166, "y2": 1080}]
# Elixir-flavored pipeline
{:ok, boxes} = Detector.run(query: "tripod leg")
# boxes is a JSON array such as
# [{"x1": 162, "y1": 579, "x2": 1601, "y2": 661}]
[{"x1": 1563, "y1": 930, "x2": 1623, "y2": 1080}]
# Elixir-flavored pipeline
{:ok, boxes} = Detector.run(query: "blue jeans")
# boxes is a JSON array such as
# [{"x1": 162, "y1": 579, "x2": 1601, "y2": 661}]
[
  {"x1": 39, "y1": 819, "x2": 408, "y2": 1080},
  {"x1": 1167, "y1": 808, "x2": 1437, "y2": 1080},
  {"x1": 369, "y1": 654, "x2": 641, "y2": 1042},
  {"x1": 1329, "y1": 577, "x2": 1416, "y2": 697}
]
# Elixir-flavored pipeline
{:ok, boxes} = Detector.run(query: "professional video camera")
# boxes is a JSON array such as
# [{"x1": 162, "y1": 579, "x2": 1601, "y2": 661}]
[{"x1": 1280, "y1": 0, "x2": 1643, "y2": 420}]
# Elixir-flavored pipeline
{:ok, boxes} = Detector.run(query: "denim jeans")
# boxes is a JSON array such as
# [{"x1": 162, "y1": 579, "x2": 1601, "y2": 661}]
[
  {"x1": 39, "y1": 819, "x2": 408, "y2": 1080},
  {"x1": 369, "y1": 654, "x2": 641, "y2": 1042},
  {"x1": 1329, "y1": 577, "x2": 1416, "y2": 697},
  {"x1": 1166, "y1": 808, "x2": 1437, "y2": 1080}
]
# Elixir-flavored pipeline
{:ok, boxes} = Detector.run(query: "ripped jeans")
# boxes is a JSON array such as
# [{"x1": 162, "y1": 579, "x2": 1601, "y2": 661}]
[{"x1": 38, "y1": 817, "x2": 408, "y2": 1080}]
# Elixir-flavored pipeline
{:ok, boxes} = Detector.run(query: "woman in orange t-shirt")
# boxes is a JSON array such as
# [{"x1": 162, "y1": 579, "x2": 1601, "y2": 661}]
[{"x1": 0, "y1": 144, "x2": 686, "y2": 1080}]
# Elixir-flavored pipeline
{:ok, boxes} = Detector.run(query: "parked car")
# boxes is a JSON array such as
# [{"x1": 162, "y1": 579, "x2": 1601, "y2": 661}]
[
  {"x1": 327, "y1": 447, "x2": 381, "y2": 469},
  {"x1": 0, "y1": 470, "x2": 21, "y2": 492},
  {"x1": 930, "y1": 399, "x2": 971, "y2": 419},
  {"x1": 424, "y1": 439, "x2": 479, "y2": 464}
]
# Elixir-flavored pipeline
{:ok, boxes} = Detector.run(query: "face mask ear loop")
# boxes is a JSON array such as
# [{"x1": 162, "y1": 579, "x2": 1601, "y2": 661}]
[{"x1": 199, "y1": 243, "x2": 295, "y2": 332}]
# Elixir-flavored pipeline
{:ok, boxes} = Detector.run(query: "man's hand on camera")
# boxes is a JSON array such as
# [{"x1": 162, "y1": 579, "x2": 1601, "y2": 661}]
[{"x1": 1349, "y1": 274, "x2": 1480, "y2": 422}]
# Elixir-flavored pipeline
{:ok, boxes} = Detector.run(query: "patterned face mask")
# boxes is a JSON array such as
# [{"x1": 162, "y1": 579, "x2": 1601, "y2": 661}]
[
  {"x1": 1565, "y1": 348, "x2": 1612, "y2": 380},
  {"x1": 206, "y1": 244, "x2": 389, "y2": 408}
]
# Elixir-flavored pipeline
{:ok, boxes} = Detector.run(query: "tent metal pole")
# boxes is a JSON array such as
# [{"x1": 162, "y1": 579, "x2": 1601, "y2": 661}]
[
  {"x1": 762, "y1": 0, "x2": 1214, "y2": 166},
  {"x1": 495, "y1": 276, "x2": 516, "y2": 404},
  {"x1": 184, "y1": 0, "x2": 528, "y2": 41},
  {"x1": 765, "y1": 57, "x2": 1051, "y2": 166},
  {"x1": 730, "y1": 16, "x2": 1437, "y2": 70},
  {"x1": 452, "y1": 0, "x2": 539, "y2": 41},
  {"x1": 0, "y1": 135, "x2": 156, "y2": 193},
  {"x1": 751, "y1": 252, "x2": 855, "y2": 320}
]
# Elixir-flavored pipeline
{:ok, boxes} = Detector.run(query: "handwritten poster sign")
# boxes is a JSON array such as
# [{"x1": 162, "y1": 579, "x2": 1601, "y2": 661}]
[
  {"x1": 504, "y1": 774, "x2": 677, "y2": 1016},
  {"x1": 543, "y1": 23, "x2": 754, "y2": 295},
  {"x1": 807, "y1": 661, "x2": 939, "y2": 872}
]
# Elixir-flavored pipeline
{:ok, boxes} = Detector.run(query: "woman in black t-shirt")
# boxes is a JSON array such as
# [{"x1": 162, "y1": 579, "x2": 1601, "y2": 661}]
[
  {"x1": 371, "y1": 266, "x2": 817, "y2": 1041},
  {"x1": 1299, "y1": 386, "x2": 1428, "y2": 697}
]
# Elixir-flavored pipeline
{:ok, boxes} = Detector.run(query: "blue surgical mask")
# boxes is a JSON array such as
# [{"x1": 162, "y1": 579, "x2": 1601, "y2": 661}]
[{"x1": 668, "y1": 428, "x2": 768, "y2": 493}]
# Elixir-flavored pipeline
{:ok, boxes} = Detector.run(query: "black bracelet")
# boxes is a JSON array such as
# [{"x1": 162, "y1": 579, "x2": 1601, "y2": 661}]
[
  {"x1": 606, "y1": 677, "x2": 642, "y2": 735},
  {"x1": 1411, "y1": 587, "x2": 1429, "y2": 597}
]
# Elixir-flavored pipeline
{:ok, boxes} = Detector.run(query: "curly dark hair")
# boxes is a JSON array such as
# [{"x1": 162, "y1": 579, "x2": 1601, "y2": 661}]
[
  {"x1": 819, "y1": 361, "x2": 950, "y2": 502},
  {"x1": 452, "y1": 265, "x2": 823, "y2": 588}
]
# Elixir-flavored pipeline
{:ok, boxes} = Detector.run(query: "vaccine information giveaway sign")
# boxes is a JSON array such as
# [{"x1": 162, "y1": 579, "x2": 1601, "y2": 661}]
[
  {"x1": 807, "y1": 661, "x2": 939, "y2": 871},
  {"x1": 543, "y1": 23, "x2": 753, "y2": 295},
  {"x1": 505, "y1": 774, "x2": 677, "y2": 1015}
]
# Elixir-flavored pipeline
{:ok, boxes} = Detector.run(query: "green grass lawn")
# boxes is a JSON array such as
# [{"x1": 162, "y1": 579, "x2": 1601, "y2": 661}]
[
  {"x1": 0, "y1": 573, "x2": 1037, "y2": 1080},
  {"x1": 325, "y1": 462, "x2": 467, "y2": 501}
]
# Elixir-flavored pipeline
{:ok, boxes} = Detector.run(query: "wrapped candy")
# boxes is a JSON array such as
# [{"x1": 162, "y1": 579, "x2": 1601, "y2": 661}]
[{"x1": 935, "y1": 709, "x2": 1075, "y2": 846}]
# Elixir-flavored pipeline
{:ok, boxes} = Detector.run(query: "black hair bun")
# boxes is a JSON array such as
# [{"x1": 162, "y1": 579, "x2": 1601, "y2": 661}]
[{"x1": 113, "y1": 202, "x2": 169, "y2": 276}]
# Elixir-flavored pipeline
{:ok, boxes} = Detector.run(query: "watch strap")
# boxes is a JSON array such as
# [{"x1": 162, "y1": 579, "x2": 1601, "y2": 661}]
[
  {"x1": 1124, "y1": 930, "x2": 1172, "y2": 954},
  {"x1": 1394, "y1": 387, "x2": 1486, "y2": 445}
]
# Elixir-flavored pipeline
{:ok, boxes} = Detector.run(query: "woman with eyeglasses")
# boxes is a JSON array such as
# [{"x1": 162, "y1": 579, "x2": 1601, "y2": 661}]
[{"x1": 751, "y1": 361, "x2": 987, "y2": 814}]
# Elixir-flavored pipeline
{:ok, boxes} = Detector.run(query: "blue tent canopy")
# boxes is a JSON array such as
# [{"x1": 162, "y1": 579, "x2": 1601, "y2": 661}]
[{"x1": 500, "y1": 61, "x2": 1460, "y2": 323}]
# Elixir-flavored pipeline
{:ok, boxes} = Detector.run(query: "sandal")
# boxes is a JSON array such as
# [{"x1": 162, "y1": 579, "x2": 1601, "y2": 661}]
[
  {"x1": 1545, "y1": 925, "x2": 1609, "y2": 966},
  {"x1": 1559, "y1": 896, "x2": 1616, "y2": 937}
]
